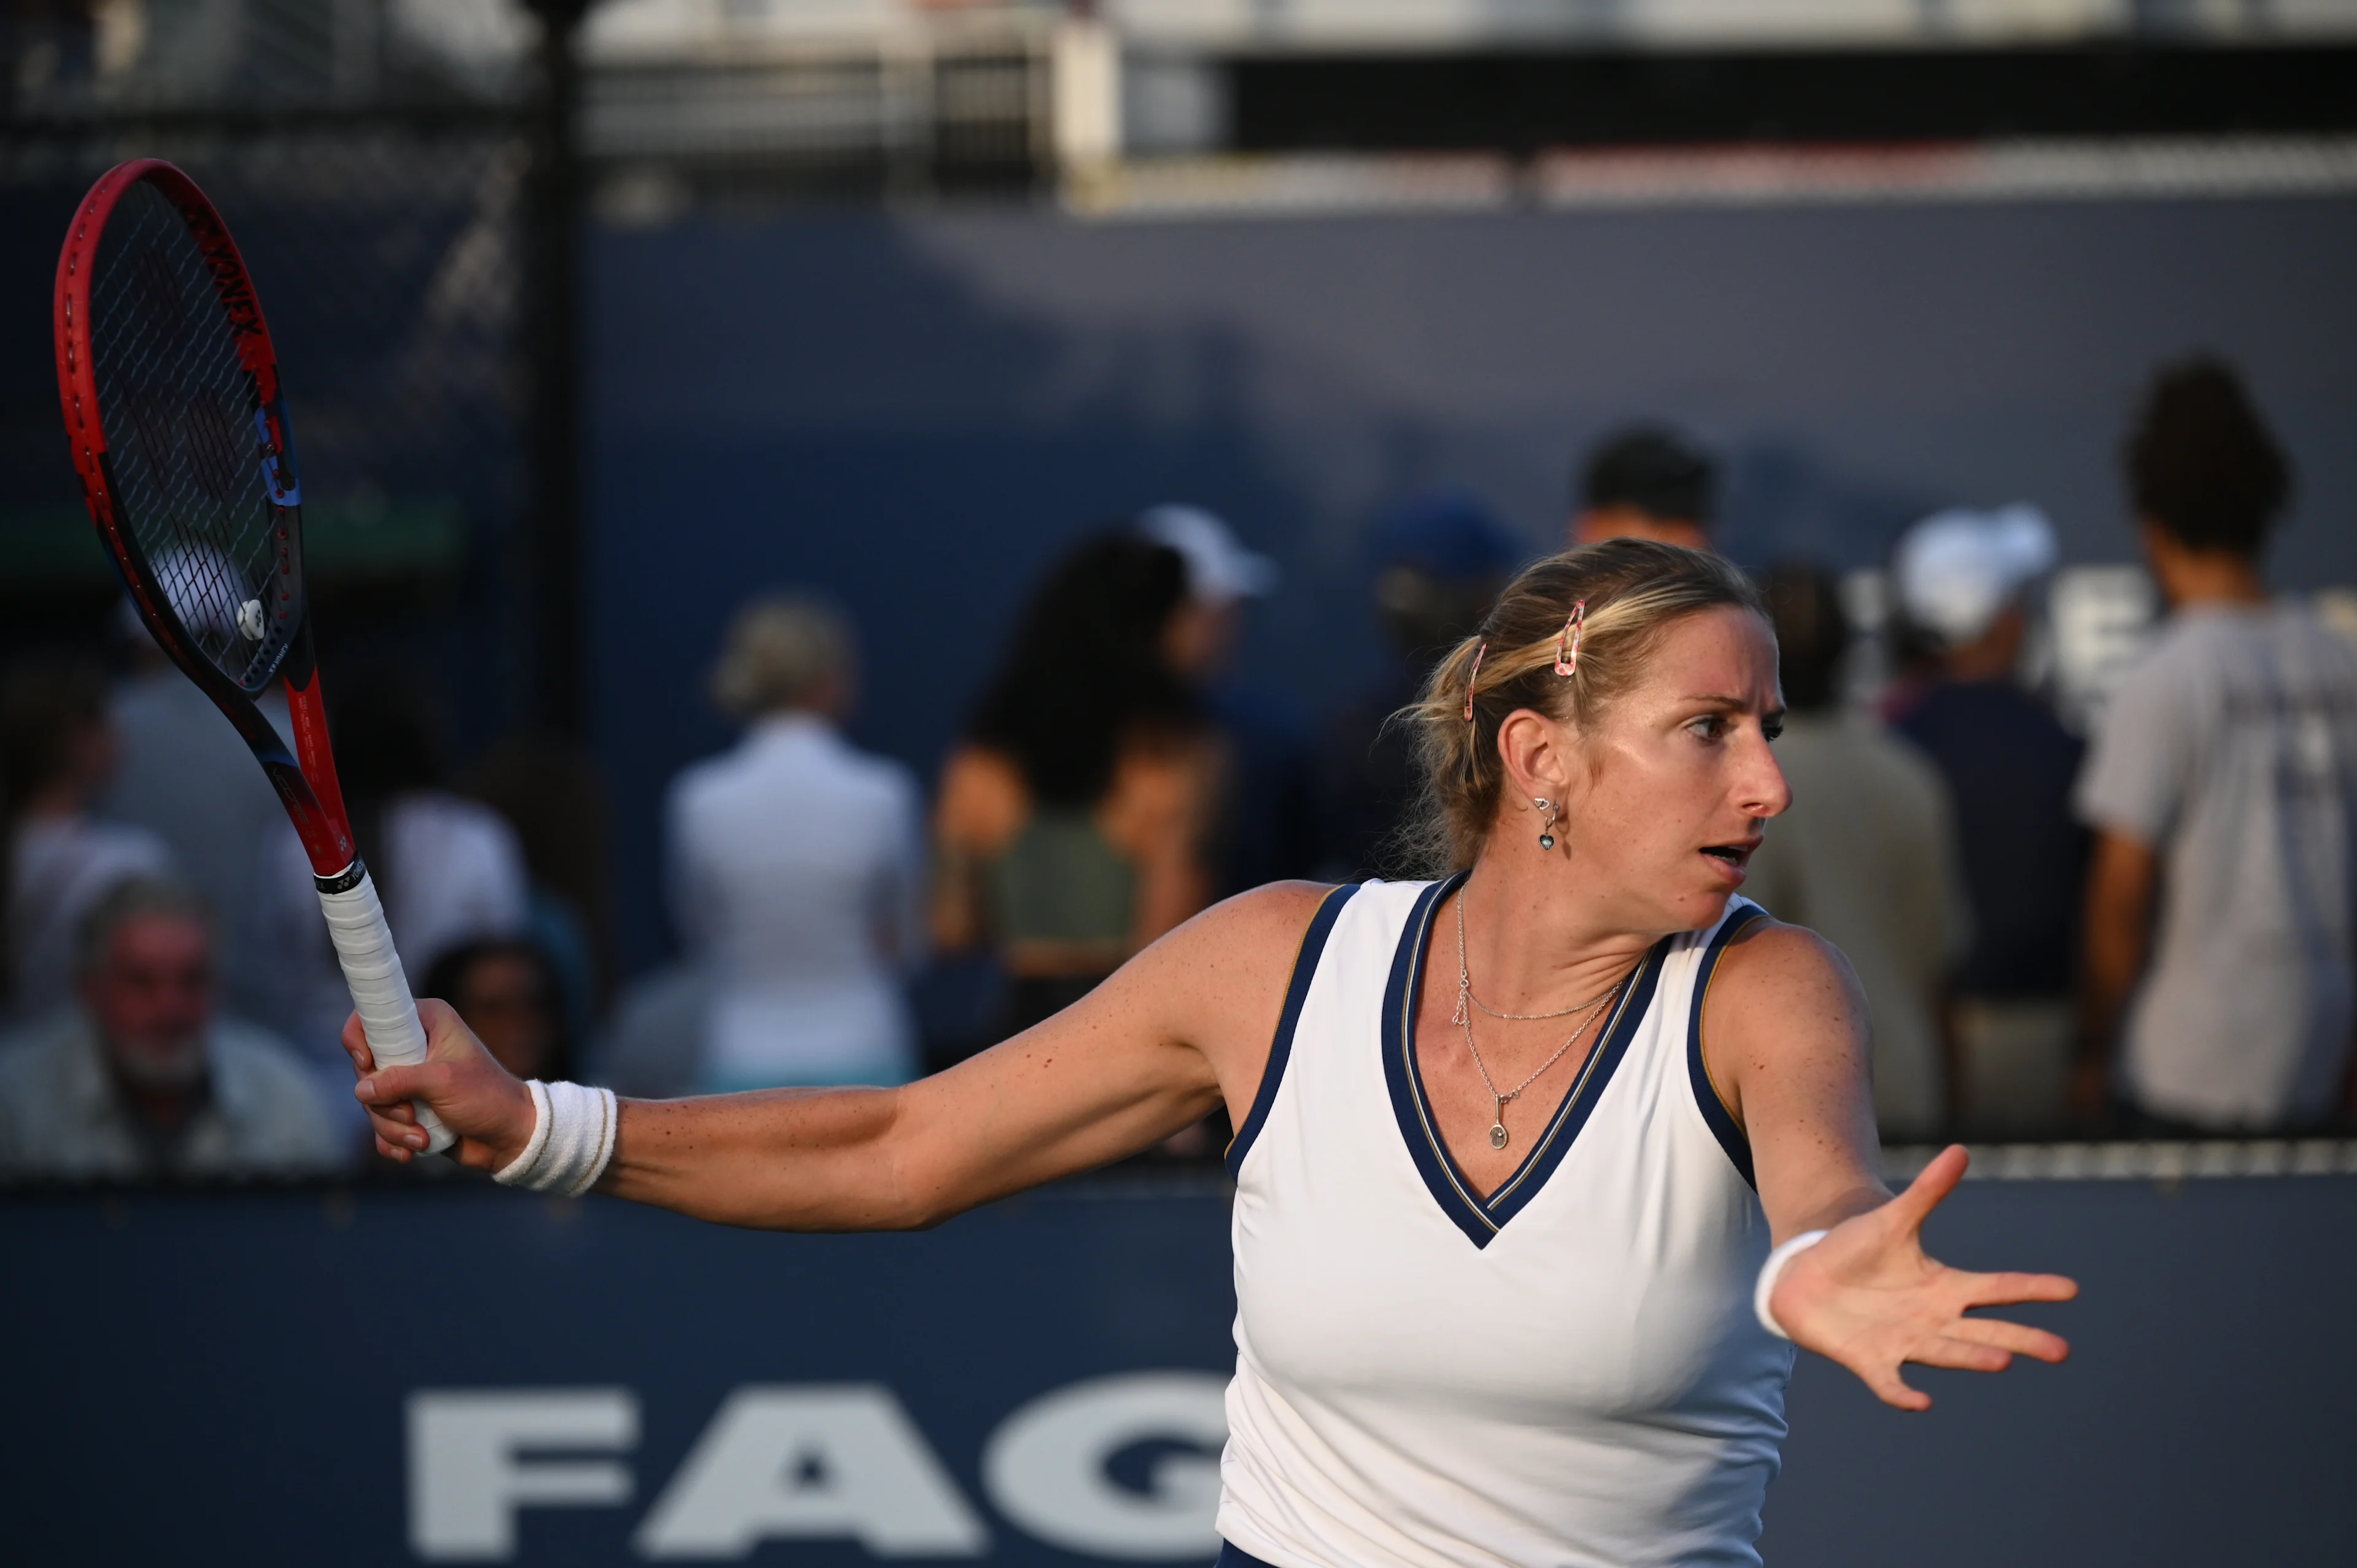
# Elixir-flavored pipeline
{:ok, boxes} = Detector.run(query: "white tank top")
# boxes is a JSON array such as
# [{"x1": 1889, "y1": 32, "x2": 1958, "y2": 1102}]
[{"x1": 1217, "y1": 876, "x2": 1792, "y2": 1568}]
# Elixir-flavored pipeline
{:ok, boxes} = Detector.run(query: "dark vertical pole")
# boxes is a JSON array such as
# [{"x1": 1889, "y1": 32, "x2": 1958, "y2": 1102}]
[{"x1": 524, "y1": 0, "x2": 589, "y2": 736}]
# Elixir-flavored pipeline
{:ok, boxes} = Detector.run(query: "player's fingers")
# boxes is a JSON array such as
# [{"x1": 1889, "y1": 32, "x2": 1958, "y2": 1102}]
[
  {"x1": 1911, "y1": 1336, "x2": 2013, "y2": 1373},
  {"x1": 355, "y1": 1075, "x2": 419, "y2": 1124},
  {"x1": 374, "y1": 1132, "x2": 412, "y2": 1162},
  {"x1": 355, "y1": 1062, "x2": 438, "y2": 1108},
  {"x1": 1949, "y1": 1317, "x2": 2070, "y2": 1363},
  {"x1": 416, "y1": 996, "x2": 479, "y2": 1062},
  {"x1": 1963, "y1": 1270, "x2": 2080, "y2": 1307},
  {"x1": 1889, "y1": 1145, "x2": 1969, "y2": 1226},
  {"x1": 363, "y1": 1101, "x2": 419, "y2": 1150},
  {"x1": 1863, "y1": 1363, "x2": 1932, "y2": 1413},
  {"x1": 340, "y1": 1011, "x2": 377, "y2": 1076}
]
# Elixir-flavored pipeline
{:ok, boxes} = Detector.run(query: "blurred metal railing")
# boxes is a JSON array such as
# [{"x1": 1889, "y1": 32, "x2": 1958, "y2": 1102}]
[
  {"x1": 583, "y1": 12, "x2": 1058, "y2": 208},
  {"x1": 1882, "y1": 1140, "x2": 2357, "y2": 1184}
]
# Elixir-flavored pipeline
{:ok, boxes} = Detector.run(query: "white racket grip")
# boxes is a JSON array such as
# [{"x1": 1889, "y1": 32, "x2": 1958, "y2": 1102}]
[{"x1": 317, "y1": 868, "x2": 455, "y2": 1155}]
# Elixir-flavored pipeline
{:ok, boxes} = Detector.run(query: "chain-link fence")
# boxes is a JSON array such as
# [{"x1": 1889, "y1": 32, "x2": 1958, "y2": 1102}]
[
  {"x1": 0, "y1": 112, "x2": 535, "y2": 710},
  {"x1": 2, "y1": 114, "x2": 529, "y2": 575}
]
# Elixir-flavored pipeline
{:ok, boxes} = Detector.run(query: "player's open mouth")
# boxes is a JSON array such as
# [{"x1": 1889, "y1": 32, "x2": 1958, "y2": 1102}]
[{"x1": 1699, "y1": 843, "x2": 1757, "y2": 871}]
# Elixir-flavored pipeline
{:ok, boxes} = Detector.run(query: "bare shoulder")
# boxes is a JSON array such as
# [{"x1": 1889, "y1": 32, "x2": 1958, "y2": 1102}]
[
  {"x1": 935, "y1": 744, "x2": 1027, "y2": 848},
  {"x1": 1193, "y1": 878, "x2": 1338, "y2": 943},
  {"x1": 1101, "y1": 733, "x2": 1222, "y2": 844},
  {"x1": 1122, "y1": 880, "x2": 1341, "y2": 1051},
  {"x1": 1702, "y1": 916, "x2": 1870, "y2": 1081},
  {"x1": 1701, "y1": 913, "x2": 1881, "y2": 1194},
  {"x1": 1163, "y1": 880, "x2": 1341, "y2": 1096},
  {"x1": 1140, "y1": 880, "x2": 1337, "y2": 989},
  {"x1": 1715, "y1": 916, "x2": 1863, "y2": 1006}
]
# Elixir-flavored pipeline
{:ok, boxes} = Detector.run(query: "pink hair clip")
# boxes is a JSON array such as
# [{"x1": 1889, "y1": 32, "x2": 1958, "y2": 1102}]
[
  {"x1": 1463, "y1": 641, "x2": 1487, "y2": 722},
  {"x1": 1554, "y1": 600, "x2": 1589, "y2": 676}
]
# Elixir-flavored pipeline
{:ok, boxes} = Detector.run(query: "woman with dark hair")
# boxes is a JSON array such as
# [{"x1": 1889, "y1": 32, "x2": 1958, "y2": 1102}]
[{"x1": 932, "y1": 533, "x2": 1221, "y2": 1041}]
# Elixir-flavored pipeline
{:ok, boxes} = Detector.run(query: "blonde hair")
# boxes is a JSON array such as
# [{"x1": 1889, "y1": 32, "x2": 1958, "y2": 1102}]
[
  {"x1": 1400, "y1": 538, "x2": 1764, "y2": 873},
  {"x1": 711, "y1": 594, "x2": 853, "y2": 718}
]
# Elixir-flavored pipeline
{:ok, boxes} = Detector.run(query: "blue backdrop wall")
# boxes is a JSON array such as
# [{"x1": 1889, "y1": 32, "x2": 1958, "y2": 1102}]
[
  {"x1": 589, "y1": 194, "x2": 2357, "y2": 973},
  {"x1": 6, "y1": 1174, "x2": 2351, "y2": 1564}
]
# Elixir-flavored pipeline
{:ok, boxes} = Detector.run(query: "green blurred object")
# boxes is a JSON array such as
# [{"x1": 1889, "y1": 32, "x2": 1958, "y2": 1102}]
[{"x1": 0, "y1": 497, "x2": 469, "y2": 585}]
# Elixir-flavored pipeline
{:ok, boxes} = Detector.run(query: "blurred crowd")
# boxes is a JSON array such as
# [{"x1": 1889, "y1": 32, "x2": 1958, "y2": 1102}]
[{"x1": 4, "y1": 352, "x2": 2353, "y2": 1184}]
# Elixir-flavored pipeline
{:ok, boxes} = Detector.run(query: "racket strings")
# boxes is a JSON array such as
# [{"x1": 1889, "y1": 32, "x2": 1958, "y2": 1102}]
[{"x1": 88, "y1": 180, "x2": 296, "y2": 693}]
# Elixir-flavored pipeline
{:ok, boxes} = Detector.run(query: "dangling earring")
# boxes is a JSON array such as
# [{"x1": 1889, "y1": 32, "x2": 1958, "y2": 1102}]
[{"x1": 1535, "y1": 798, "x2": 1558, "y2": 851}]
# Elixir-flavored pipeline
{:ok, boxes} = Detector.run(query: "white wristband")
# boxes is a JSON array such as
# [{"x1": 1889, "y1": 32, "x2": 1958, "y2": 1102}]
[
  {"x1": 1754, "y1": 1229, "x2": 1829, "y2": 1340},
  {"x1": 492, "y1": 1080, "x2": 618, "y2": 1197}
]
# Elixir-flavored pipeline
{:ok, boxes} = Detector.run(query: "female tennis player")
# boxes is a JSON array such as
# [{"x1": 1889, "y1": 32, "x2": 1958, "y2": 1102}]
[{"x1": 352, "y1": 538, "x2": 2075, "y2": 1567}]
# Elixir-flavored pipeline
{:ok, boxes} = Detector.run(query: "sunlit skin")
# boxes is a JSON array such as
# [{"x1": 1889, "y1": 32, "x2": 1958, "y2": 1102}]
[
  {"x1": 1415, "y1": 606, "x2": 1790, "y2": 1200},
  {"x1": 351, "y1": 604, "x2": 2075, "y2": 1412}
]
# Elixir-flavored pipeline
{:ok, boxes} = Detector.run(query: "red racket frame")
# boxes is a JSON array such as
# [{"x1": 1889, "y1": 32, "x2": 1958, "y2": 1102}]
[{"x1": 54, "y1": 158, "x2": 360, "y2": 881}]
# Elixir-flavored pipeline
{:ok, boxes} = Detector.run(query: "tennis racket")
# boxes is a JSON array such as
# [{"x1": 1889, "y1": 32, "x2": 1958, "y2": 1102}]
[{"x1": 52, "y1": 158, "x2": 453, "y2": 1154}]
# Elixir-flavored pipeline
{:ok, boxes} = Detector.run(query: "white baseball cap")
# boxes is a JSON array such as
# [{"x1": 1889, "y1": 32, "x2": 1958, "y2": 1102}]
[
  {"x1": 1137, "y1": 504, "x2": 1280, "y2": 605},
  {"x1": 1894, "y1": 504, "x2": 2058, "y2": 648}
]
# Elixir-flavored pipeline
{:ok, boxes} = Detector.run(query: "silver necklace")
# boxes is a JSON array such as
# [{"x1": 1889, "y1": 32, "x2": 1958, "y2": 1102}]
[
  {"x1": 1452, "y1": 895, "x2": 1623, "y2": 1024},
  {"x1": 1452, "y1": 892, "x2": 1630, "y2": 1150}
]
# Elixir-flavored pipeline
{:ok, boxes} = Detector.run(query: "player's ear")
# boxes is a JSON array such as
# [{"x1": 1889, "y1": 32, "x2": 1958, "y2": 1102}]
[{"x1": 1494, "y1": 707, "x2": 1575, "y2": 806}]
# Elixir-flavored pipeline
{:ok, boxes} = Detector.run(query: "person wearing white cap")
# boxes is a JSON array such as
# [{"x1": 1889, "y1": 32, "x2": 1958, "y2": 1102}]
[
  {"x1": 1136, "y1": 504, "x2": 1282, "y2": 683},
  {"x1": 1136, "y1": 504, "x2": 1318, "y2": 897},
  {"x1": 1889, "y1": 506, "x2": 2088, "y2": 1138}
]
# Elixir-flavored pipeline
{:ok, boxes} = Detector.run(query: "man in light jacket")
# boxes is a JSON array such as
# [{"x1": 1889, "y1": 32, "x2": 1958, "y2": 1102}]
[{"x1": 0, "y1": 877, "x2": 347, "y2": 1181}]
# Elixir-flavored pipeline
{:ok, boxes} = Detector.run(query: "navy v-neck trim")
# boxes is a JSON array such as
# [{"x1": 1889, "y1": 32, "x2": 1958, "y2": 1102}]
[
  {"x1": 1226, "y1": 882, "x2": 1360, "y2": 1180},
  {"x1": 1687, "y1": 901, "x2": 1767, "y2": 1191},
  {"x1": 1382, "y1": 874, "x2": 1671, "y2": 1249}
]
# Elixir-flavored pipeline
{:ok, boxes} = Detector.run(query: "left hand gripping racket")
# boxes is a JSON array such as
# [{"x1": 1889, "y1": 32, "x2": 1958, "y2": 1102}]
[{"x1": 53, "y1": 158, "x2": 454, "y2": 1154}]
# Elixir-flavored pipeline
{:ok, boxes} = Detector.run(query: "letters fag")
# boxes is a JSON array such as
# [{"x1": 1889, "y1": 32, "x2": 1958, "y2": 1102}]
[{"x1": 406, "y1": 1372, "x2": 1231, "y2": 1562}]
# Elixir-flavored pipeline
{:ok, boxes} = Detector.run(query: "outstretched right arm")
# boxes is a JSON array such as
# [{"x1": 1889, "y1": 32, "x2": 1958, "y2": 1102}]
[{"x1": 348, "y1": 881, "x2": 1333, "y2": 1232}]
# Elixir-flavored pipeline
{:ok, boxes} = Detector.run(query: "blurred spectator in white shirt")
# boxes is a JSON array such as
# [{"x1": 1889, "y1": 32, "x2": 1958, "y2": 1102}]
[
  {"x1": 2076, "y1": 358, "x2": 2357, "y2": 1134},
  {"x1": 0, "y1": 878, "x2": 345, "y2": 1181},
  {"x1": 254, "y1": 673, "x2": 527, "y2": 1075},
  {"x1": 666, "y1": 594, "x2": 924, "y2": 1091},
  {"x1": 1743, "y1": 563, "x2": 1972, "y2": 1139},
  {"x1": 98, "y1": 600, "x2": 295, "y2": 1022},
  {"x1": 4, "y1": 654, "x2": 175, "y2": 1029}
]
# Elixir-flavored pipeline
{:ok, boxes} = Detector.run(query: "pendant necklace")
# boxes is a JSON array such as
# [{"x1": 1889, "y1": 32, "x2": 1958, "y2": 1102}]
[{"x1": 1453, "y1": 891, "x2": 1631, "y2": 1150}]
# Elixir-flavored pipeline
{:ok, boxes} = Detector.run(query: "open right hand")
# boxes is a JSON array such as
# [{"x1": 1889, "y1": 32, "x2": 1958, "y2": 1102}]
[
  {"x1": 1770, "y1": 1146, "x2": 2077, "y2": 1410},
  {"x1": 343, "y1": 998, "x2": 540, "y2": 1172}
]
